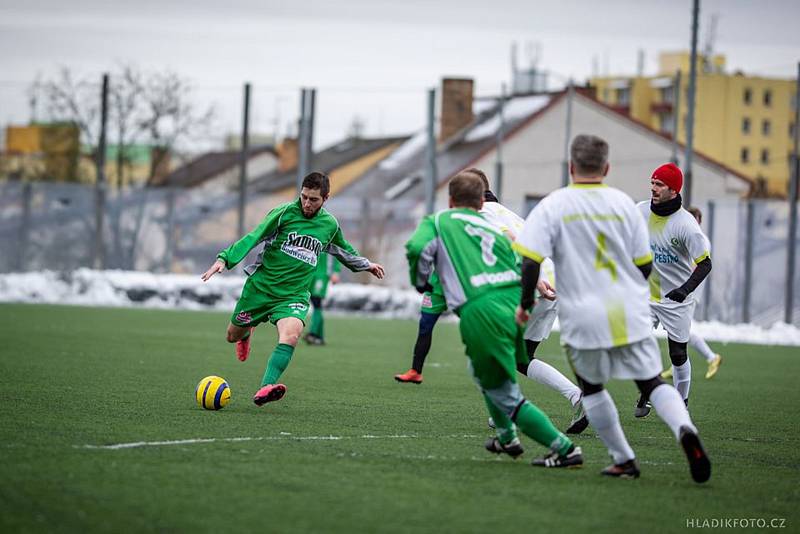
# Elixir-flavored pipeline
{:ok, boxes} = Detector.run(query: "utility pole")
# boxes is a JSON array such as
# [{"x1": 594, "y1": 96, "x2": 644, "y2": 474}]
[
  {"x1": 671, "y1": 70, "x2": 682, "y2": 165},
  {"x1": 93, "y1": 73, "x2": 109, "y2": 270},
  {"x1": 494, "y1": 83, "x2": 506, "y2": 201},
  {"x1": 785, "y1": 62, "x2": 800, "y2": 324},
  {"x1": 684, "y1": 0, "x2": 701, "y2": 207},
  {"x1": 425, "y1": 88, "x2": 437, "y2": 215},
  {"x1": 561, "y1": 80, "x2": 575, "y2": 188},
  {"x1": 237, "y1": 82, "x2": 251, "y2": 238},
  {"x1": 296, "y1": 88, "x2": 308, "y2": 193}
]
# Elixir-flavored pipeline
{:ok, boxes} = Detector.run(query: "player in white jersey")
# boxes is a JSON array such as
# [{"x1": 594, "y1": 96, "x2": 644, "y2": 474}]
[
  {"x1": 395, "y1": 168, "x2": 588, "y2": 433},
  {"x1": 661, "y1": 206, "x2": 723, "y2": 381},
  {"x1": 513, "y1": 134, "x2": 710, "y2": 482},
  {"x1": 633, "y1": 164, "x2": 713, "y2": 417}
]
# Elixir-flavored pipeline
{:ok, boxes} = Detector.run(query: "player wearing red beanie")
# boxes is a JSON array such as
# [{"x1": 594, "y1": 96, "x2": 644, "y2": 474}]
[{"x1": 634, "y1": 163, "x2": 712, "y2": 419}]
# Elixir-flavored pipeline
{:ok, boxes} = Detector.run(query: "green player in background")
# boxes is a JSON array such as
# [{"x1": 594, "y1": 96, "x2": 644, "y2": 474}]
[
  {"x1": 405, "y1": 170, "x2": 583, "y2": 468},
  {"x1": 201, "y1": 172, "x2": 385, "y2": 406},
  {"x1": 304, "y1": 252, "x2": 341, "y2": 345}
]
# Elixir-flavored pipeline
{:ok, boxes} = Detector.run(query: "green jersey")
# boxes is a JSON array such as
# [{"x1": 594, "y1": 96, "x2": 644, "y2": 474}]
[
  {"x1": 217, "y1": 199, "x2": 369, "y2": 298},
  {"x1": 406, "y1": 208, "x2": 520, "y2": 313}
]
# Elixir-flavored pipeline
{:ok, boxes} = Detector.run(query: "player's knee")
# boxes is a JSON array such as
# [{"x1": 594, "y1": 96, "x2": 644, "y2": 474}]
[
  {"x1": 668, "y1": 339, "x2": 688, "y2": 366},
  {"x1": 418, "y1": 312, "x2": 440, "y2": 336},
  {"x1": 635, "y1": 376, "x2": 664, "y2": 397},
  {"x1": 575, "y1": 374, "x2": 604, "y2": 395}
]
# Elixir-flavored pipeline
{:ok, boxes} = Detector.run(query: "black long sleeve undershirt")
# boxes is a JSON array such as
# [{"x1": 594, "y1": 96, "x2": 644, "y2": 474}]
[
  {"x1": 520, "y1": 257, "x2": 541, "y2": 310},
  {"x1": 665, "y1": 257, "x2": 712, "y2": 302}
]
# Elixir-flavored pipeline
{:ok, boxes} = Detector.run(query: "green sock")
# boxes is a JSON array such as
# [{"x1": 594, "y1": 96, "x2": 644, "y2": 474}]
[
  {"x1": 261, "y1": 343, "x2": 295, "y2": 386},
  {"x1": 310, "y1": 307, "x2": 324, "y2": 338},
  {"x1": 514, "y1": 401, "x2": 573, "y2": 455},
  {"x1": 483, "y1": 393, "x2": 517, "y2": 445}
]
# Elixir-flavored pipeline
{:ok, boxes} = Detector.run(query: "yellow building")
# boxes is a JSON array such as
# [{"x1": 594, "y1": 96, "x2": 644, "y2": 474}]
[
  {"x1": 4, "y1": 123, "x2": 81, "y2": 182},
  {"x1": 591, "y1": 52, "x2": 797, "y2": 195}
]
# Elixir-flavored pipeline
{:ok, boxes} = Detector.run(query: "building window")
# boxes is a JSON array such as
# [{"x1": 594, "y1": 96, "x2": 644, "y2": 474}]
[
  {"x1": 524, "y1": 195, "x2": 544, "y2": 216},
  {"x1": 743, "y1": 88, "x2": 752, "y2": 105},
  {"x1": 762, "y1": 119, "x2": 771, "y2": 136},
  {"x1": 742, "y1": 117, "x2": 751, "y2": 134},
  {"x1": 741, "y1": 147, "x2": 750, "y2": 163},
  {"x1": 763, "y1": 89, "x2": 772, "y2": 107},
  {"x1": 616, "y1": 87, "x2": 630, "y2": 106},
  {"x1": 761, "y1": 149, "x2": 769, "y2": 165}
]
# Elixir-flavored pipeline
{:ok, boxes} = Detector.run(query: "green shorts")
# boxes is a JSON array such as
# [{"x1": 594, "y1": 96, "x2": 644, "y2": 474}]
[
  {"x1": 231, "y1": 277, "x2": 309, "y2": 327},
  {"x1": 458, "y1": 287, "x2": 527, "y2": 390},
  {"x1": 421, "y1": 273, "x2": 447, "y2": 315}
]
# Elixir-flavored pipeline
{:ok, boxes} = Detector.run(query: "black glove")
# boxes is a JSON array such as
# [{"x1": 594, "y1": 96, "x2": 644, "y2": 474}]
[
  {"x1": 415, "y1": 282, "x2": 434, "y2": 294},
  {"x1": 665, "y1": 286, "x2": 689, "y2": 303}
]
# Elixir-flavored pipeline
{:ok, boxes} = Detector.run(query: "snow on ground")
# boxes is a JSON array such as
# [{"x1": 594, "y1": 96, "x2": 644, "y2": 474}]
[{"x1": 1, "y1": 270, "x2": 799, "y2": 347}]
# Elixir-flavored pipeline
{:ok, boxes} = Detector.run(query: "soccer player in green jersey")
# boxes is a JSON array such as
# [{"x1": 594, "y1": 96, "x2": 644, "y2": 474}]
[
  {"x1": 405, "y1": 170, "x2": 583, "y2": 468},
  {"x1": 304, "y1": 251, "x2": 341, "y2": 345},
  {"x1": 201, "y1": 172, "x2": 385, "y2": 406}
]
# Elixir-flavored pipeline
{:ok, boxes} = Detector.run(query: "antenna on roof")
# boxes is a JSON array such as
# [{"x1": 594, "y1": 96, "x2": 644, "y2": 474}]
[{"x1": 703, "y1": 13, "x2": 720, "y2": 73}]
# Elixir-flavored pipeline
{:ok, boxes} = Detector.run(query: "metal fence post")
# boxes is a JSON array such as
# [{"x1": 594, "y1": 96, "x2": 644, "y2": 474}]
[
  {"x1": 561, "y1": 81, "x2": 574, "y2": 188},
  {"x1": 16, "y1": 182, "x2": 33, "y2": 272},
  {"x1": 702, "y1": 199, "x2": 714, "y2": 320},
  {"x1": 164, "y1": 188, "x2": 176, "y2": 273},
  {"x1": 425, "y1": 88, "x2": 437, "y2": 215},
  {"x1": 494, "y1": 83, "x2": 506, "y2": 202},
  {"x1": 743, "y1": 199, "x2": 755, "y2": 323},
  {"x1": 237, "y1": 82, "x2": 251, "y2": 238},
  {"x1": 785, "y1": 62, "x2": 800, "y2": 324}
]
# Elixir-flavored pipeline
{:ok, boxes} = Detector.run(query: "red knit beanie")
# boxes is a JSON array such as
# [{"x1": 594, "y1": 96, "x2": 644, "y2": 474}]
[{"x1": 651, "y1": 163, "x2": 683, "y2": 192}]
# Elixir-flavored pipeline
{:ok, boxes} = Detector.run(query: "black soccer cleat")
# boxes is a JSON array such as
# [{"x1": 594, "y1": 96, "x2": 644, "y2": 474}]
[
  {"x1": 484, "y1": 437, "x2": 524, "y2": 459},
  {"x1": 532, "y1": 446, "x2": 584, "y2": 468},
  {"x1": 601, "y1": 459, "x2": 641, "y2": 479},
  {"x1": 565, "y1": 401, "x2": 589, "y2": 434},
  {"x1": 679, "y1": 426, "x2": 711, "y2": 483},
  {"x1": 634, "y1": 394, "x2": 652, "y2": 418}
]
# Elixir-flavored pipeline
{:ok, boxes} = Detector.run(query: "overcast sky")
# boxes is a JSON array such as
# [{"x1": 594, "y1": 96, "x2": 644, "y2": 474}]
[{"x1": 1, "y1": 0, "x2": 798, "y2": 150}]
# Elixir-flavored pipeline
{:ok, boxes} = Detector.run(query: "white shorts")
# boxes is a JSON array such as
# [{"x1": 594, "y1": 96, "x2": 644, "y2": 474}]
[
  {"x1": 524, "y1": 298, "x2": 557, "y2": 342},
  {"x1": 650, "y1": 300, "x2": 696, "y2": 343},
  {"x1": 565, "y1": 336, "x2": 662, "y2": 385}
]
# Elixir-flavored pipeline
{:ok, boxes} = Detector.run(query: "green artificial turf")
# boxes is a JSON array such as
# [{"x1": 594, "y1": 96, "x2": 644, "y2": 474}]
[{"x1": 0, "y1": 303, "x2": 798, "y2": 533}]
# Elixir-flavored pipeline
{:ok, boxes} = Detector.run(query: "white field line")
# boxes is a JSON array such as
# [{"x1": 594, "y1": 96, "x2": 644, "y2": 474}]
[{"x1": 78, "y1": 433, "x2": 481, "y2": 450}]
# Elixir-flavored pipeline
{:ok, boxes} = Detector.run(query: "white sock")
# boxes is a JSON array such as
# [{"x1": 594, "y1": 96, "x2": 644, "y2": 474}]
[
  {"x1": 527, "y1": 359, "x2": 582, "y2": 406},
  {"x1": 672, "y1": 360, "x2": 692, "y2": 400},
  {"x1": 649, "y1": 384, "x2": 697, "y2": 439},
  {"x1": 582, "y1": 390, "x2": 635, "y2": 464},
  {"x1": 689, "y1": 332, "x2": 715, "y2": 362}
]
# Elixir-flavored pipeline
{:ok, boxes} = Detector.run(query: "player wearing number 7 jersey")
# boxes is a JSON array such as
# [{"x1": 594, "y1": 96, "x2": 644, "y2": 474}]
[
  {"x1": 513, "y1": 134, "x2": 710, "y2": 482},
  {"x1": 406, "y1": 171, "x2": 583, "y2": 468}
]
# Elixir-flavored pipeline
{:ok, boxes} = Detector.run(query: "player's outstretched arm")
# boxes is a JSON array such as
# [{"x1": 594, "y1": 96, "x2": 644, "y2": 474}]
[{"x1": 201, "y1": 259, "x2": 225, "y2": 282}]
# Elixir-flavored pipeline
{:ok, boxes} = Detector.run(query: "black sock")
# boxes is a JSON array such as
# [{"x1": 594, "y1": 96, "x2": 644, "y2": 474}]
[
  {"x1": 412, "y1": 332, "x2": 433, "y2": 373},
  {"x1": 525, "y1": 339, "x2": 540, "y2": 358}
]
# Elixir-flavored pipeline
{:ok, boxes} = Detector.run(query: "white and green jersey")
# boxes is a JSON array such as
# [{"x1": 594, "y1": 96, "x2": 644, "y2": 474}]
[
  {"x1": 636, "y1": 202, "x2": 711, "y2": 305},
  {"x1": 514, "y1": 184, "x2": 653, "y2": 349},
  {"x1": 481, "y1": 200, "x2": 556, "y2": 287},
  {"x1": 406, "y1": 208, "x2": 519, "y2": 313}
]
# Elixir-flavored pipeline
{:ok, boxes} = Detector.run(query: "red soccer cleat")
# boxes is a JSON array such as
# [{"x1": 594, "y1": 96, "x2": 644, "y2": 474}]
[
  {"x1": 253, "y1": 383, "x2": 287, "y2": 406},
  {"x1": 394, "y1": 369, "x2": 423, "y2": 384},
  {"x1": 235, "y1": 328, "x2": 254, "y2": 362}
]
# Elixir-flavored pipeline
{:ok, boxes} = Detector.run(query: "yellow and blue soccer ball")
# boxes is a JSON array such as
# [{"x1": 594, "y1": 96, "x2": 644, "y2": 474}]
[{"x1": 195, "y1": 375, "x2": 231, "y2": 410}]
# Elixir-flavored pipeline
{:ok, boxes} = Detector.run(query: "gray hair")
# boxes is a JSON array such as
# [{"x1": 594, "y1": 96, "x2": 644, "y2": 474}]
[{"x1": 570, "y1": 134, "x2": 609, "y2": 177}]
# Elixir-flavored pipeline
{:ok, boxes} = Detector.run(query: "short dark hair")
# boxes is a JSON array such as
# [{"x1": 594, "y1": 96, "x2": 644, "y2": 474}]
[
  {"x1": 570, "y1": 134, "x2": 609, "y2": 177},
  {"x1": 464, "y1": 167, "x2": 490, "y2": 191},
  {"x1": 449, "y1": 171, "x2": 484, "y2": 209},
  {"x1": 687, "y1": 206, "x2": 702, "y2": 224},
  {"x1": 301, "y1": 172, "x2": 330, "y2": 197}
]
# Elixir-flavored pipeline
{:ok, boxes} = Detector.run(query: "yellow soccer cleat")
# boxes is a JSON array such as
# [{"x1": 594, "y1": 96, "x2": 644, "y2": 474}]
[
  {"x1": 705, "y1": 354, "x2": 722, "y2": 379},
  {"x1": 660, "y1": 366, "x2": 673, "y2": 380}
]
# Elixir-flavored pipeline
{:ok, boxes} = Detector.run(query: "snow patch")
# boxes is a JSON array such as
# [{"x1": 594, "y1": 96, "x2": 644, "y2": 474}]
[
  {"x1": 1, "y1": 270, "x2": 799, "y2": 346},
  {"x1": 464, "y1": 95, "x2": 550, "y2": 143}
]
